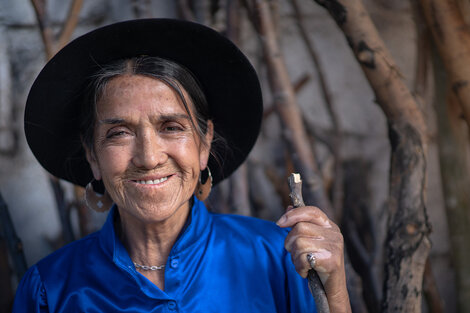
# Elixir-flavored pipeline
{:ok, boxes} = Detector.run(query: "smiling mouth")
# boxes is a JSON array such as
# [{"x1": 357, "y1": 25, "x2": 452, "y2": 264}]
[{"x1": 133, "y1": 176, "x2": 170, "y2": 185}]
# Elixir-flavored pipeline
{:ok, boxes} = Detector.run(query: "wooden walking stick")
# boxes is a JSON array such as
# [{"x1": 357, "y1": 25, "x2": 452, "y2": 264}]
[{"x1": 288, "y1": 173, "x2": 330, "y2": 313}]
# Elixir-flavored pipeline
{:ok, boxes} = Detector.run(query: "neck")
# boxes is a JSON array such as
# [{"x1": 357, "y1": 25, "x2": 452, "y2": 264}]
[
  {"x1": 115, "y1": 201, "x2": 191, "y2": 290},
  {"x1": 116, "y1": 202, "x2": 191, "y2": 269}
]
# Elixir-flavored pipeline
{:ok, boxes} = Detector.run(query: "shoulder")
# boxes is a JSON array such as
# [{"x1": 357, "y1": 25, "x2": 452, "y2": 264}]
[
  {"x1": 210, "y1": 213, "x2": 288, "y2": 248},
  {"x1": 213, "y1": 212, "x2": 286, "y2": 233},
  {"x1": 12, "y1": 265, "x2": 48, "y2": 312},
  {"x1": 35, "y1": 231, "x2": 102, "y2": 277}
]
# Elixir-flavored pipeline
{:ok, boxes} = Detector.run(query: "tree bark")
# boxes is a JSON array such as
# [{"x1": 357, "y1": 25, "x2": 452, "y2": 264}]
[
  {"x1": 432, "y1": 48, "x2": 470, "y2": 313},
  {"x1": 342, "y1": 159, "x2": 381, "y2": 313},
  {"x1": 243, "y1": 1, "x2": 367, "y2": 312},
  {"x1": 289, "y1": 0, "x2": 344, "y2": 220},
  {"x1": 423, "y1": 259, "x2": 444, "y2": 313},
  {"x1": 230, "y1": 164, "x2": 252, "y2": 216},
  {"x1": 419, "y1": 0, "x2": 470, "y2": 135},
  {"x1": 313, "y1": 0, "x2": 431, "y2": 312},
  {"x1": 244, "y1": 0, "x2": 334, "y2": 219}
]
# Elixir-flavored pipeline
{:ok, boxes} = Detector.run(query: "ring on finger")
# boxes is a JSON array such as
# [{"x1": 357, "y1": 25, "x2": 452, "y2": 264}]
[{"x1": 307, "y1": 253, "x2": 316, "y2": 269}]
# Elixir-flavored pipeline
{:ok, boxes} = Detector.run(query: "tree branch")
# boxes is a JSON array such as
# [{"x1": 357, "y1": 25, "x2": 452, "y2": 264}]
[
  {"x1": 177, "y1": 0, "x2": 197, "y2": 21},
  {"x1": 312, "y1": 0, "x2": 431, "y2": 311},
  {"x1": 290, "y1": 0, "x2": 344, "y2": 219},
  {"x1": 57, "y1": 0, "x2": 83, "y2": 50},
  {"x1": 431, "y1": 45, "x2": 470, "y2": 313},
  {"x1": 30, "y1": 0, "x2": 55, "y2": 59},
  {"x1": 419, "y1": 0, "x2": 470, "y2": 136},
  {"x1": 244, "y1": 0, "x2": 334, "y2": 218}
]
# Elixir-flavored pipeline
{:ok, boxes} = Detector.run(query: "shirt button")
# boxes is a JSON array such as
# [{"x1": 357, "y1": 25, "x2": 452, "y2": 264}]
[
  {"x1": 167, "y1": 301, "x2": 177, "y2": 310},
  {"x1": 171, "y1": 258, "x2": 179, "y2": 269}
]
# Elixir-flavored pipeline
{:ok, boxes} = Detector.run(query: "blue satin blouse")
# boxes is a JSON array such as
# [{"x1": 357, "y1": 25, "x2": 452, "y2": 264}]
[{"x1": 13, "y1": 198, "x2": 316, "y2": 312}]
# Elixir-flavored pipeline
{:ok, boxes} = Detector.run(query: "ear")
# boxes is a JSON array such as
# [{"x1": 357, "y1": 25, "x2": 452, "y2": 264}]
[
  {"x1": 83, "y1": 143, "x2": 102, "y2": 181},
  {"x1": 199, "y1": 120, "x2": 214, "y2": 170}
]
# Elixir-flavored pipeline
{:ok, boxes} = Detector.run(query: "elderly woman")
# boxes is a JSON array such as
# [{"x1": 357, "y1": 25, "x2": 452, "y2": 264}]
[{"x1": 13, "y1": 19, "x2": 350, "y2": 312}]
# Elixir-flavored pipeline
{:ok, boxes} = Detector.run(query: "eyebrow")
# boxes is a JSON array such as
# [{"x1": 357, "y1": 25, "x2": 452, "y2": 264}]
[
  {"x1": 98, "y1": 118, "x2": 126, "y2": 125},
  {"x1": 158, "y1": 113, "x2": 192, "y2": 122}
]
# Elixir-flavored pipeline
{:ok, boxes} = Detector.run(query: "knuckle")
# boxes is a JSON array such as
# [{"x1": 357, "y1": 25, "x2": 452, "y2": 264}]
[
  {"x1": 331, "y1": 221, "x2": 341, "y2": 232},
  {"x1": 335, "y1": 232, "x2": 344, "y2": 245},
  {"x1": 324, "y1": 227, "x2": 343, "y2": 244},
  {"x1": 292, "y1": 236, "x2": 309, "y2": 251},
  {"x1": 311, "y1": 208, "x2": 322, "y2": 219},
  {"x1": 295, "y1": 221, "x2": 311, "y2": 234}
]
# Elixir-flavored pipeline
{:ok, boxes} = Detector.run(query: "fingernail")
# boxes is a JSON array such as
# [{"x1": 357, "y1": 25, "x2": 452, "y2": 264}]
[{"x1": 276, "y1": 215, "x2": 287, "y2": 226}]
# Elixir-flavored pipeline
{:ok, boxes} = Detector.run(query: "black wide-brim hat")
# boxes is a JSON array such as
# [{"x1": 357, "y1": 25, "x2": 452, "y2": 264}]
[{"x1": 25, "y1": 18, "x2": 263, "y2": 187}]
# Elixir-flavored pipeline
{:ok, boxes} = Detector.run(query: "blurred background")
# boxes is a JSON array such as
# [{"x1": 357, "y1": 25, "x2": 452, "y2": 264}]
[{"x1": 0, "y1": 0, "x2": 468, "y2": 312}]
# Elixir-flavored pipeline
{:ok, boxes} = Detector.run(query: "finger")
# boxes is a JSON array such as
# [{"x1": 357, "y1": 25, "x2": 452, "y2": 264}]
[
  {"x1": 287, "y1": 236, "x2": 319, "y2": 278},
  {"x1": 286, "y1": 205, "x2": 294, "y2": 213},
  {"x1": 286, "y1": 234, "x2": 337, "y2": 265},
  {"x1": 276, "y1": 206, "x2": 335, "y2": 229},
  {"x1": 292, "y1": 248, "x2": 336, "y2": 281},
  {"x1": 284, "y1": 223, "x2": 325, "y2": 250},
  {"x1": 291, "y1": 249, "x2": 331, "y2": 279},
  {"x1": 285, "y1": 222, "x2": 343, "y2": 248},
  {"x1": 286, "y1": 235, "x2": 344, "y2": 273},
  {"x1": 284, "y1": 234, "x2": 322, "y2": 257}
]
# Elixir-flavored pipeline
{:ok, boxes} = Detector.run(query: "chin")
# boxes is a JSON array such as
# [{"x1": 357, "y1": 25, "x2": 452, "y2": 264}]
[{"x1": 121, "y1": 196, "x2": 191, "y2": 223}]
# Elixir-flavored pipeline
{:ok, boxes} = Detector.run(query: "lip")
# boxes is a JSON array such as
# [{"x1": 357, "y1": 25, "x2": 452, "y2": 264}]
[{"x1": 129, "y1": 174, "x2": 175, "y2": 186}]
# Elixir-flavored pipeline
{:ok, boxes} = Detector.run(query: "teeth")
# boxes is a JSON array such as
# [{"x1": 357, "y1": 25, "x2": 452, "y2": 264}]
[{"x1": 136, "y1": 177, "x2": 168, "y2": 185}]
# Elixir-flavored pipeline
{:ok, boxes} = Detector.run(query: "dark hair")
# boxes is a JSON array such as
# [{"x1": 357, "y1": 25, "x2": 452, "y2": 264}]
[{"x1": 80, "y1": 56, "x2": 222, "y2": 154}]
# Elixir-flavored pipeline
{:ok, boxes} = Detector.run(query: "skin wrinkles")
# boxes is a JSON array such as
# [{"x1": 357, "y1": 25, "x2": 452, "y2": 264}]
[
  {"x1": 277, "y1": 206, "x2": 351, "y2": 312},
  {"x1": 84, "y1": 74, "x2": 213, "y2": 290},
  {"x1": 88, "y1": 75, "x2": 211, "y2": 223}
]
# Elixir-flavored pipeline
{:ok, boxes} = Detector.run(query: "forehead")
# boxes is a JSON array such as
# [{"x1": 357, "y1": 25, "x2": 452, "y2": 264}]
[{"x1": 97, "y1": 75, "x2": 192, "y2": 116}]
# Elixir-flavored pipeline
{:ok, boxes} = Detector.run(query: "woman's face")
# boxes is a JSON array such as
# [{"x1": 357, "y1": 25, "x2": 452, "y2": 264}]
[{"x1": 85, "y1": 74, "x2": 213, "y2": 224}]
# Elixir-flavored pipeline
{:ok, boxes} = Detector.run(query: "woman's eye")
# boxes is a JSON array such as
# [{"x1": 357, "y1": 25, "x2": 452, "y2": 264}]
[
  {"x1": 163, "y1": 123, "x2": 183, "y2": 132},
  {"x1": 106, "y1": 130, "x2": 127, "y2": 138}
]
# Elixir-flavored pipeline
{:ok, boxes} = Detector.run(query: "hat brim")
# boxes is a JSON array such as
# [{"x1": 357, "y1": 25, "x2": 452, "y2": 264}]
[{"x1": 25, "y1": 19, "x2": 263, "y2": 187}]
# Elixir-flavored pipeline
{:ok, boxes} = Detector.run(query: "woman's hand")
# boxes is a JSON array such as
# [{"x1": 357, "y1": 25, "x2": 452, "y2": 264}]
[{"x1": 276, "y1": 206, "x2": 351, "y2": 313}]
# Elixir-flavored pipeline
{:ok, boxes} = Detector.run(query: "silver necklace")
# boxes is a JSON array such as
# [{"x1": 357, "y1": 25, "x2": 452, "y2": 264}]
[{"x1": 133, "y1": 262, "x2": 165, "y2": 271}]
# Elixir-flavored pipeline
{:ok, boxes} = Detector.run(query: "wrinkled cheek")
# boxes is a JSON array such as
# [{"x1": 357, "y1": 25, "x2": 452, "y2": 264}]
[
  {"x1": 102, "y1": 176, "x2": 126, "y2": 206},
  {"x1": 186, "y1": 169, "x2": 200, "y2": 194}
]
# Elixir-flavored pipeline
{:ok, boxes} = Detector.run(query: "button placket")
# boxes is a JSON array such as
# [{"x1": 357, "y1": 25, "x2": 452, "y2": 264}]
[
  {"x1": 170, "y1": 256, "x2": 179, "y2": 269},
  {"x1": 167, "y1": 300, "x2": 177, "y2": 311}
]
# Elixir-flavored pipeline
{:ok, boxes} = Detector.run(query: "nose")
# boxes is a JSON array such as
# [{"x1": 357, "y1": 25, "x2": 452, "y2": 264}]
[{"x1": 132, "y1": 129, "x2": 168, "y2": 169}]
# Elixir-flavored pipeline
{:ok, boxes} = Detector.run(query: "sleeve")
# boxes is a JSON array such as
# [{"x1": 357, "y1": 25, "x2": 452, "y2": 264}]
[
  {"x1": 284, "y1": 250, "x2": 317, "y2": 313},
  {"x1": 12, "y1": 265, "x2": 49, "y2": 313}
]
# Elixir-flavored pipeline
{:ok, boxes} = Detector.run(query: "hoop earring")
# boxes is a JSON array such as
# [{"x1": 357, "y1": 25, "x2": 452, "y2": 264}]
[
  {"x1": 85, "y1": 180, "x2": 113, "y2": 212},
  {"x1": 195, "y1": 167, "x2": 212, "y2": 201}
]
